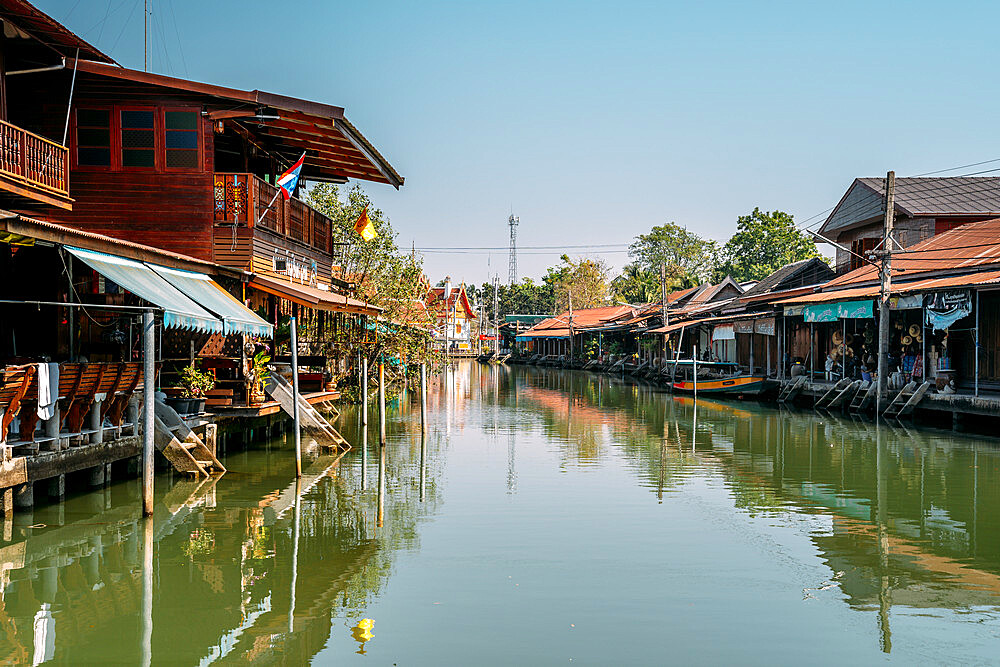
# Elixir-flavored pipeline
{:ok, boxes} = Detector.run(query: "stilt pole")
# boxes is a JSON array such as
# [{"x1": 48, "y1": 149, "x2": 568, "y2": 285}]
[
  {"x1": 142, "y1": 309, "x2": 155, "y2": 517},
  {"x1": 378, "y1": 360, "x2": 386, "y2": 446},
  {"x1": 290, "y1": 316, "x2": 302, "y2": 478},
  {"x1": 420, "y1": 362, "x2": 427, "y2": 434},
  {"x1": 362, "y1": 357, "x2": 368, "y2": 425}
]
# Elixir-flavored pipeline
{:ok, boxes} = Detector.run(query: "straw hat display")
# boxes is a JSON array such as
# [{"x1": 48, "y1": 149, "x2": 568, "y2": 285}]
[
  {"x1": 832, "y1": 331, "x2": 844, "y2": 345},
  {"x1": 908, "y1": 324, "x2": 920, "y2": 337},
  {"x1": 902, "y1": 335, "x2": 913, "y2": 346}
]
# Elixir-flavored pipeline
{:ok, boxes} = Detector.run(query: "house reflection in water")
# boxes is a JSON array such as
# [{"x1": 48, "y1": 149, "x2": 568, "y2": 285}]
[
  {"x1": 0, "y1": 425, "x2": 437, "y2": 665},
  {"x1": 506, "y1": 365, "x2": 1000, "y2": 654}
]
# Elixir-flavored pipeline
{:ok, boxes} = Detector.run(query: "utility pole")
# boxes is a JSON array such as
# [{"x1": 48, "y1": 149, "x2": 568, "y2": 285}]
[
  {"x1": 660, "y1": 261, "x2": 668, "y2": 359},
  {"x1": 144, "y1": 0, "x2": 148, "y2": 72},
  {"x1": 568, "y1": 290, "x2": 575, "y2": 359},
  {"x1": 876, "y1": 170, "x2": 895, "y2": 414}
]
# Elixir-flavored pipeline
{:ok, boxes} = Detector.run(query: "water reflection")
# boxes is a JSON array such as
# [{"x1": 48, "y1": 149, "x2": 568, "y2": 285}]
[
  {"x1": 505, "y1": 364, "x2": 1000, "y2": 646},
  {"x1": 2, "y1": 362, "x2": 999, "y2": 663},
  {"x1": 0, "y1": 413, "x2": 439, "y2": 665}
]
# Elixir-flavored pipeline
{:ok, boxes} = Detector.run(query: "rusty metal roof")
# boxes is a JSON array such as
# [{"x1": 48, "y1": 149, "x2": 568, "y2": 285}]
[
  {"x1": 776, "y1": 269, "x2": 1000, "y2": 305},
  {"x1": 824, "y1": 216, "x2": 1000, "y2": 289},
  {"x1": 0, "y1": 0, "x2": 115, "y2": 63}
]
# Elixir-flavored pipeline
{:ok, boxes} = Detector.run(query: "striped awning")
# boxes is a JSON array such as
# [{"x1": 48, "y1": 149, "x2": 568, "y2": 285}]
[{"x1": 66, "y1": 246, "x2": 272, "y2": 337}]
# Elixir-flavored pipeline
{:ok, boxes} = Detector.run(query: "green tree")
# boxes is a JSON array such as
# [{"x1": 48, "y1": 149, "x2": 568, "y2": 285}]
[
  {"x1": 546, "y1": 254, "x2": 611, "y2": 312},
  {"x1": 627, "y1": 222, "x2": 717, "y2": 287},
  {"x1": 477, "y1": 278, "x2": 556, "y2": 322},
  {"x1": 611, "y1": 263, "x2": 660, "y2": 304},
  {"x1": 715, "y1": 207, "x2": 825, "y2": 282},
  {"x1": 308, "y1": 183, "x2": 436, "y2": 376}
]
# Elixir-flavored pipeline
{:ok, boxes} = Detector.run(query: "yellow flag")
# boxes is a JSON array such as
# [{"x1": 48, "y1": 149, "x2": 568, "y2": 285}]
[{"x1": 354, "y1": 206, "x2": 377, "y2": 241}]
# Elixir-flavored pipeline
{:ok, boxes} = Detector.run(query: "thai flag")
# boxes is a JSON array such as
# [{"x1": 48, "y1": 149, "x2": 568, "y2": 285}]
[{"x1": 276, "y1": 152, "x2": 306, "y2": 200}]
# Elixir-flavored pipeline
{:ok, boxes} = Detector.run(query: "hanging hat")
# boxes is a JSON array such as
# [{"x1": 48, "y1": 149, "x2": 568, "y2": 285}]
[
  {"x1": 845, "y1": 333, "x2": 855, "y2": 345},
  {"x1": 908, "y1": 324, "x2": 920, "y2": 337},
  {"x1": 902, "y1": 335, "x2": 913, "y2": 346},
  {"x1": 831, "y1": 331, "x2": 844, "y2": 345}
]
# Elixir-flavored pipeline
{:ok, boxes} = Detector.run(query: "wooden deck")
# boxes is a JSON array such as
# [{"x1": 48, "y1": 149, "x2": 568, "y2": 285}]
[{"x1": 208, "y1": 390, "x2": 340, "y2": 418}]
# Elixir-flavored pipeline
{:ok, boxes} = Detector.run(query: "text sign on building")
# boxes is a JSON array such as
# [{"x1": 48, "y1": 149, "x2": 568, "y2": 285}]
[{"x1": 273, "y1": 251, "x2": 318, "y2": 287}]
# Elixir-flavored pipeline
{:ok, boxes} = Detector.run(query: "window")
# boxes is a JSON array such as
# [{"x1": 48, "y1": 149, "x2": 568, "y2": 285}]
[
  {"x1": 73, "y1": 106, "x2": 201, "y2": 171},
  {"x1": 76, "y1": 109, "x2": 111, "y2": 166},
  {"x1": 120, "y1": 109, "x2": 155, "y2": 168},
  {"x1": 849, "y1": 238, "x2": 878, "y2": 271},
  {"x1": 164, "y1": 110, "x2": 199, "y2": 168}
]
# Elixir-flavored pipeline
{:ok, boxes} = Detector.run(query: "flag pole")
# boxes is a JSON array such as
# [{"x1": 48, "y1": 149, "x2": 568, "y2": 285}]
[
  {"x1": 258, "y1": 151, "x2": 306, "y2": 225},
  {"x1": 256, "y1": 188, "x2": 283, "y2": 225}
]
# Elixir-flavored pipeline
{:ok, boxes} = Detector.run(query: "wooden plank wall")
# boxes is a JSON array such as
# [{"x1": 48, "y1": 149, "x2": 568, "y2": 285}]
[{"x1": 8, "y1": 72, "x2": 217, "y2": 261}]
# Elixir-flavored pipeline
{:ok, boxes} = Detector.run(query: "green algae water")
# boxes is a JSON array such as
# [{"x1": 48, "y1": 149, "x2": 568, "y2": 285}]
[{"x1": 2, "y1": 361, "x2": 1000, "y2": 664}]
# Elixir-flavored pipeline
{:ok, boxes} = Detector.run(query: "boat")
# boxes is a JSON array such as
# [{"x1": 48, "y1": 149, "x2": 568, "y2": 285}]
[{"x1": 671, "y1": 375, "x2": 774, "y2": 396}]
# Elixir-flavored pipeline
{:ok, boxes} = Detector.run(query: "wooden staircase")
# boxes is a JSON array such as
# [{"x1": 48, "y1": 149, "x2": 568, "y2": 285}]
[
  {"x1": 848, "y1": 381, "x2": 877, "y2": 413},
  {"x1": 776, "y1": 376, "x2": 805, "y2": 404},
  {"x1": 883, "y1": 381, "x2": 932, "y2": 419},
  {"x1": 827, "y1": 379, "x2": 862, "y2": 410},
  {"x1": 265, "y1": 372, "x2": 350, "y2": 450},
  {"x1": 814, "y1": 378, "x2": 852, "y2": 409},
  {"x1": 152, "y1": 400, "x2": 226, "y2": 477}
]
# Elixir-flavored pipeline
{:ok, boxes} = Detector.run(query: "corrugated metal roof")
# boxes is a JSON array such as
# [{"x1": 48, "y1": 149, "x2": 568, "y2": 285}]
[
  {"x1": 821, "y1": 177, "x2": 1000, "y2": 235},
  {"x1": 776, "y1": 269, "x2": 1000, "y2": 305}
]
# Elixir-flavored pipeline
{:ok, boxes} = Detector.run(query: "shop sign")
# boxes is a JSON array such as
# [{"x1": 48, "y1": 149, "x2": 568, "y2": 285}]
[
  {"x1": 754, "y1": 317, "x2": 776, "y2": 335},
  {"x1": 924, "y1": 290, "x2": 971, "y2": 332},
  {"x1": 783, "y1": 305, "x2": 804, "y2": 317},
  {"x1": 804, "y1": 299, "x2": 873, "y2": 322},
  {"x1": 889, "y1": 294, "x2": 922, "y2": 310},
  {"x1": 734, "y1": 319, "x2": 754, "y2": 334},
  {"x1": 713, "y1": 323, "x2": 735, "y2": 340}
]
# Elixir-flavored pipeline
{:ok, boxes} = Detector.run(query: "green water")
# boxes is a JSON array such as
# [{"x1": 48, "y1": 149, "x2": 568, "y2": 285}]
[{"x1": 2, "y1": 362, "x2": 1000, "y2": 665}]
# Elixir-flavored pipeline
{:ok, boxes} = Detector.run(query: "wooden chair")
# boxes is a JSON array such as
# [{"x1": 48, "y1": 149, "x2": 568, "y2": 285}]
[
  {"x1": 105, "y1": 362, "x2": 143, "y2": 428},
  {"x1": 97, "y1": 363, "x2": 126, "y2": 424},
  {"x1": 0, "y1": 365, "x2": 35, "y2": 444},
  {"x1": 63, "y1": 363, "x2": 109, "y2": 435}
]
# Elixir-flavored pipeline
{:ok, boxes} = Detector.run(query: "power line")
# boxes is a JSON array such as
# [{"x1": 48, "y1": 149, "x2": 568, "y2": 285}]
[
  {"x1": 911, "y1": 157, "x2": 1000, "y2": 177},
  {"x1": 416, "y1": 243, "x2": 628, "y2": 250}
]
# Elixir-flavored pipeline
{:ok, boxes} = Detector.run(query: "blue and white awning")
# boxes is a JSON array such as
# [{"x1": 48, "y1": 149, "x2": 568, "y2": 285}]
[{"x1": 65, "y1": 246, "x2": 272, "y2": 338}]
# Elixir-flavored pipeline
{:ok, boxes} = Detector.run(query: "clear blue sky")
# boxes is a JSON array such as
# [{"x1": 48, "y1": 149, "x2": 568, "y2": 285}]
[{"x1": 39, "y1": 0, "x2": 1000, "y2": 285}]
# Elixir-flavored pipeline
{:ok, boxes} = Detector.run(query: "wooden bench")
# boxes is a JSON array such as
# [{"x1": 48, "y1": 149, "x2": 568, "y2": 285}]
[
  {"x1": 0, "y1": 365, "x2": 35, "y2": 444},
  {"x1": 18, "y1": 363, "x2": 83, "y2": 442}
]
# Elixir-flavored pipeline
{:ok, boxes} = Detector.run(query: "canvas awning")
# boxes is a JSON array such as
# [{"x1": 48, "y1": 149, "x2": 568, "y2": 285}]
[
  {"x1": 249, "y1": 275, "x2": 382, "y2": 316},
  {"x1": 149, "y1": 265, "x2": 272, "y2": 337},
  {"x1": 66, "y1": 246, "x2": 273, "y2": 337}
]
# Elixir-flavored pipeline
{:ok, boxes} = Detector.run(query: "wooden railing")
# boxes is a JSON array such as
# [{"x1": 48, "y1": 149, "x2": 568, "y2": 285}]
[
  {"x1": 213, "y1": 172, "x2": 333, "y2": 254},
  {"x1": 0, "y1": 119, "x2": 70, "y2": 199}
]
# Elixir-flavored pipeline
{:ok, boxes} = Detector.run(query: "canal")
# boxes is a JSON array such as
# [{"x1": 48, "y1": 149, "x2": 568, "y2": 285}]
[{"x1": 2, "y1": 362, "x2": 999, "y2": 664}]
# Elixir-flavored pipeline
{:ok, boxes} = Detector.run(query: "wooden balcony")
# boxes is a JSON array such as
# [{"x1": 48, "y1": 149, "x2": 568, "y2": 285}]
[
  {"x1": 0, "y1": 119, "x2": 71, "y2": 209},
  {"x1": 212, "y1": 173, "x2": 333, "y2": 254},
  {"x1": 212, "y1": 173, "x2": 337, "y2": 284}
]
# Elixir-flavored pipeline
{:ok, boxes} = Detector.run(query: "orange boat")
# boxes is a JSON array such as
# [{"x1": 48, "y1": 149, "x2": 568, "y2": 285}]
[{"x1": 671, "y1": 375, "x2": 774, "y2": 396}]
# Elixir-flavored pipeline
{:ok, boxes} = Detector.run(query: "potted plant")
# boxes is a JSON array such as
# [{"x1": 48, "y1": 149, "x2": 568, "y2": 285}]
[
  {"x1": 180, "y1": 362, "x2": 216, "y2": 414},
  {"x1": 247, "y1": 347, "x2": 271, "y2": 405}
]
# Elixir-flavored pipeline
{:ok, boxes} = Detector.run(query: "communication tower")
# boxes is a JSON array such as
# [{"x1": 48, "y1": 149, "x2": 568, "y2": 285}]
[{"x1": 508, "y1": 214, "x2": 519, "y2": 285}]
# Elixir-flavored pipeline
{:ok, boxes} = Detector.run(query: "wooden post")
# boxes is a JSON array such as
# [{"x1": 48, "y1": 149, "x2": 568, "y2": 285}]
[
  {"x1": 141, "y1": 514, "x2": 153, "y2": 667},
  {"x1": 975, "y1": 291, "x2": 980, "y2": 397},
  {"x1": 378, "y1": 360, "x2": 386, "y2": 446},
  {"x1": 361, "y1": 357, "x2": 368, "y2": 426},
  {"x1": 692, "y1": 345, "x2": 698, "y2": 401},
  {"x1": 290, "y1": 315, "x2": 302, "y2": 478},
  {"x1": 420, "y1": 362, "x2": 427, "y2": 434},
  {"x1": 142, "y1": 309, "x2": 154, "y2": 517},
  {"x1": 810, "y1": 322, "x2": 815, "y2": 381},
  {"x1": 877, "y1": 170, "x2": 896, "y2": 414},
  {"x1": 779, "y1": 317, "x2": 785, "y2": 381}
]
